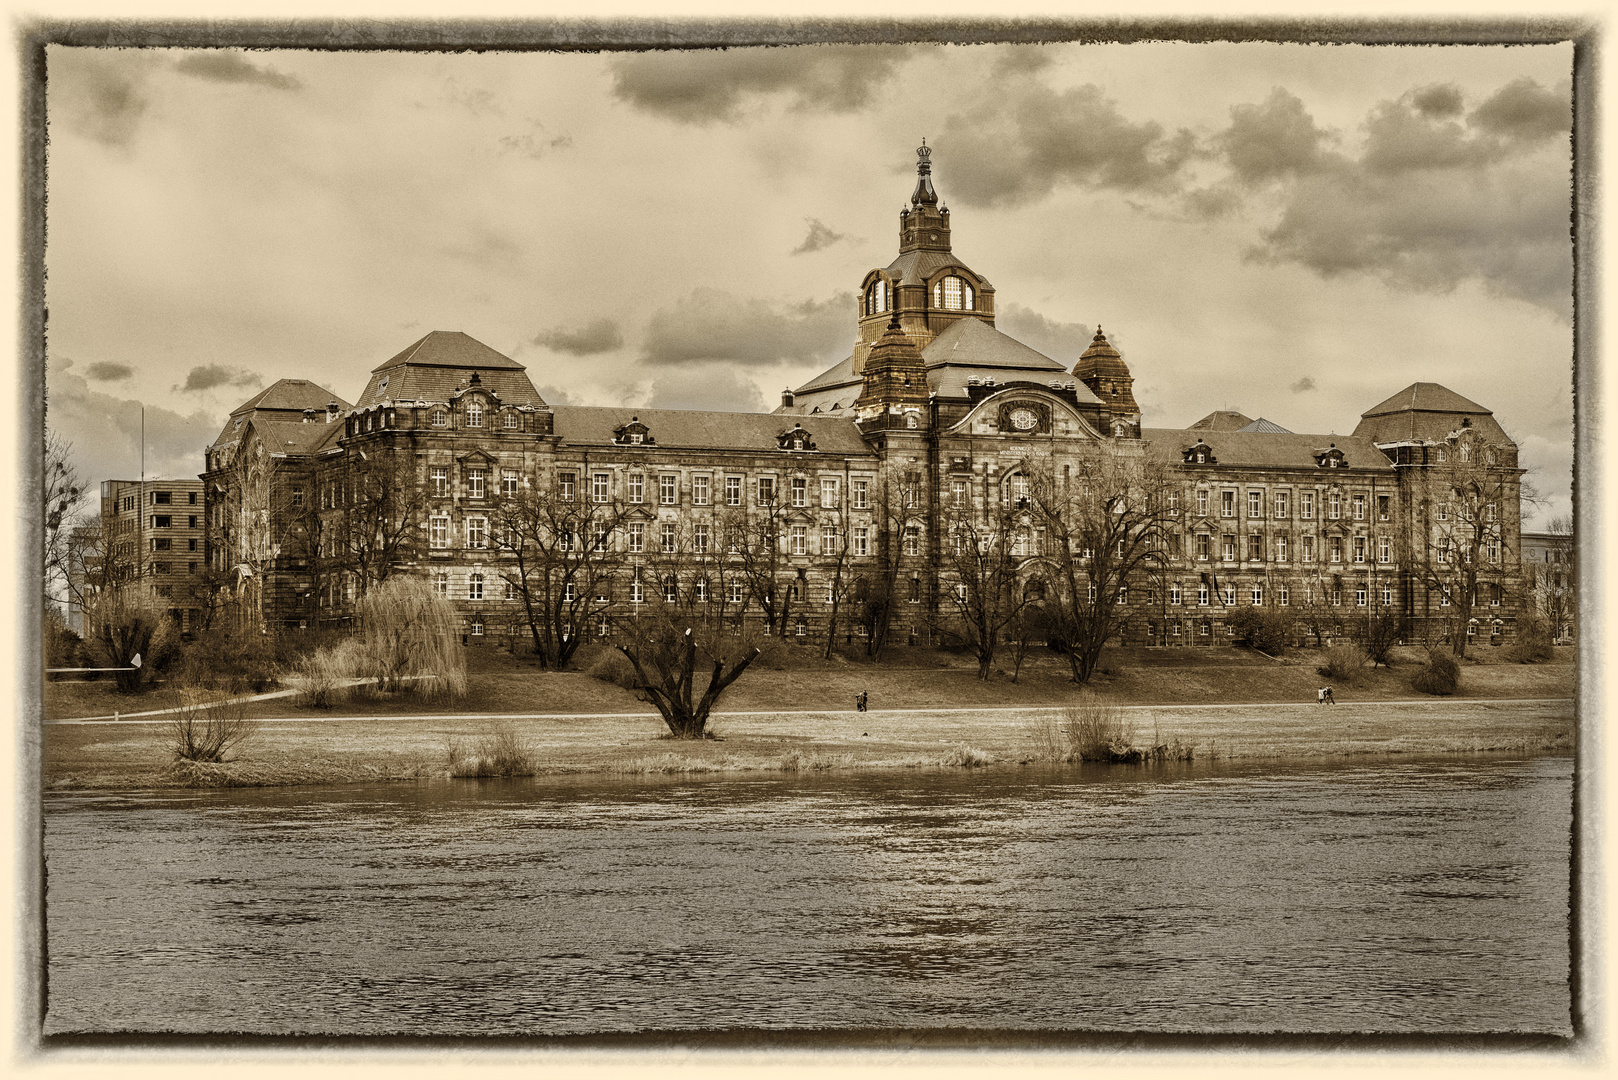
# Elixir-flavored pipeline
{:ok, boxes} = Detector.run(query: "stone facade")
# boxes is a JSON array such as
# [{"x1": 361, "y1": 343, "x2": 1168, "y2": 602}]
[{"x1": 202, "y1": 147, "x2": 1527, "y2": 652}]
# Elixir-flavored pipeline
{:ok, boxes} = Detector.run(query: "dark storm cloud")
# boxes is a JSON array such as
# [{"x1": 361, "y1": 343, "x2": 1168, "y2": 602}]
[
  {"x1": 1468, "y1": 78, "x2": 1570, "y2": 142},
  {"x1": 640, "y1": 288, "x2": 853, "y2": 368},
  {"x1": 84, "y1": 362, "x2": 134, "y2": 382},
  {"x1": 173, "y1": 51, "x2": 301, "y2": 91},
  {"x1": 1230, "y1": 80, "x2": 1571, "y2": 317},
  {"x1": 47, "y1": 357, "x2": 219, "y2": 486},
  {"x1": 50, "y1": 49, "x2": 157, "y2": 148},
  {"x1": 939, "y1": 81, "x2": 1197, "y2": 208},
  {"x1": 1218, "y1": 89, "x2": 1332, "y2": 185},
  {"x1": 609, "y1": 45, "x2": 912, "y2": 124},
  {"x1": 532, "y1": 319, "x2": 625, "y2": 356},
  {"x1": 643, "y1": 366, "x2": 768, "y2": 413},
  {"x1": 995, "y1": 304, "x2": 1091, "y2": 365},
  {"x1": 1290, "y1": 376, "x2": 1317, "y2": 393},
  {"x1": 1411, "y1": 82, "x2": 1465, "y2": 118},
  {"x1": 178, "y1": 365, "x2": 263, "y2": 393},
  {"x1": 791, "y1": 219, "x2": 846, "y2": 255}
]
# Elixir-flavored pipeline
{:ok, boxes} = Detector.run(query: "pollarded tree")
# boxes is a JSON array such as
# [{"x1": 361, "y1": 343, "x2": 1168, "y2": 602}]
[
  {"x1": 489, "y1": 475, "x2": 633, "y2": 668},
  {"x1": 1022, "y1": 443, "x2": 1178, "y2": 684},
  {"x1": 615, "y1": 575, "x2": 763, "y2": 739}
]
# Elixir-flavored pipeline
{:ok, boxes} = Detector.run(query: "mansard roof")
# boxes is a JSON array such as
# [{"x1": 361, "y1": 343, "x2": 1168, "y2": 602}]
[
  {"x1": 1142, "y1": 428, "x2": 1394, "y2": 472},
  {"x1": 213, "y1": 378, "x2": 348, "y2": 449},
  {"x1": 552, "y1": 406, "x2": 875, "y2": 456},
  {"x1": 1360, "y1": 382, "x2": 1491, "y2": 419},
  {"x1": 228, "y1": 378, "x2": 348, "y2": 419},
  {"x1": 255, "y1": 418, "x2": 345, "y2": 457},
  {"x1": 920, "y1": 316, "x2": 1066, "y2": 372},
  {"x1": 1352, "y1": 382, "x2": 1512, "y2": 447},
  {"x1": 370, "y1": 330, "x2": 526, "y2": 373},
  {"x1": 352, "y1": 331, "x2": 547, "y2": 408}
]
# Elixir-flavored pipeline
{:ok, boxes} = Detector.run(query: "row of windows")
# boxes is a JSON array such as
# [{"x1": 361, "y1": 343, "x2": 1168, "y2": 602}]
[
  {"x1": 149, "y1": 537, "x2": 200, "y2": 552},
  {"x1": 1187, "y1": 533, "x2": 1394, "y2": 564},
  {"x1": 1187, "y1": 489, "x2": 1391, "y2": 521},
  {"x1": 560, "y1": 471, "x2": 874, "y2": 509},
  {"x1": 863, "y1": 275, "x2": 979, "y2": 314},
  {"x1": 425, "y1": 516, "x2": 878, "y2": 557},
  {"x1": 148, "y1": 515, "x2": 200, "y2": 529}
]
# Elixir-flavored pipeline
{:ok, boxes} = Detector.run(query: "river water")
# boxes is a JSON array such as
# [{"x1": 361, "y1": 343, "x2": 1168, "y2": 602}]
[{"x1": 42, "y1": 756, "x2": 1572, "y2": 1037}]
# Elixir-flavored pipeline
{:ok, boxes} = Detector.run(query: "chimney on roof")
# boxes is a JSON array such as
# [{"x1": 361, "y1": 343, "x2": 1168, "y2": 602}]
[
  {"x1": 782, "y1": 388, "x2": 795, "y2": 408},
  {"x1": 326, "y1": 402, "x2": 339, "y2": 423},
  {"x1": 302, "y1": 408, "x2": 315, "y2": 424}
]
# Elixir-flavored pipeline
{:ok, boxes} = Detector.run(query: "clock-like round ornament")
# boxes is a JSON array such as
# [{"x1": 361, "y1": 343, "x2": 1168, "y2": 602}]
[{"x1": 1009, "y1": 407, "x2": 1038, "y2": 431}]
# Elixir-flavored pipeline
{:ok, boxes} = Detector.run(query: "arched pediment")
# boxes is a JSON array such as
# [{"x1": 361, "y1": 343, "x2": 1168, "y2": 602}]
[{"x1": 945, "y1": 386, "x2": 1102, "y2": 439}]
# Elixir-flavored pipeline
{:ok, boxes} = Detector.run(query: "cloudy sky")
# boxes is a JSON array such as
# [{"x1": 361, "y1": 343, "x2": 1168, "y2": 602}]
[{"x1": 42, "y1": 38, "x2": 1574, "y2": 525}]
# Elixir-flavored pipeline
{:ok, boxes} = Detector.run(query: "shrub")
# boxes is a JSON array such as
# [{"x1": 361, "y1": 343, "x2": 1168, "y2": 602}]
[
  {"x1": 1065, "y1": 694, "x2": 1134, "y2": 762},
  {"x1": 1025, "y1": 711, "x2": 1071, "y2": 763},
  {"x1": 169, "y1": 688, "x2": 255, "y2": 763},
  {"x1": 585, "y1": 648, "x2": 641, "y2": 690},
  {"x1": 1411, "y1": 649, "x2": 1461, "y2": 696},
  {"x1": 1507, "y1": 616, "x2": 1555, "y2": 664},
  {"x1": 1317, "y1": 643, "x2": 1368, "y2": 686},
  {"x1": 285, "y1": 638, "x2": 366, "y2": 708},
  {"x1": 940, "y1": 743, "x2": 994, "y2": 767},
  {"x1": 173, "y1": 622, "x2": 278, "y2": 694},
  {"x1": 1226, "y1": 607, "x2": 1292, "y2": 654},
  {"x1": 84, "y1": 584, "x2": 182, "y2": 693},
  {"x1": 447, "y1": 721, "x2": 537, "y2": 777}
]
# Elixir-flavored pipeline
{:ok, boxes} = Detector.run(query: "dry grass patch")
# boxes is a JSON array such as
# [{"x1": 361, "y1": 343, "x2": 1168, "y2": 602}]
[{"x1": 447, "y1": 721, "x2": 539, "y2": 777}]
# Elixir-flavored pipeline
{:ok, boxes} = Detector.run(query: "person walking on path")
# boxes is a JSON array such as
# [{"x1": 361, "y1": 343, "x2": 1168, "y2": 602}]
[
  {"x1": 1316, "y1": 687, "x2": 1326, "y2": 705},
  {"x1": 855, "y1": 691, "x2": 868, "y2": 713},
  {"x1": 1324, "y1": 686, "x2": 1336, "y2": 705}
]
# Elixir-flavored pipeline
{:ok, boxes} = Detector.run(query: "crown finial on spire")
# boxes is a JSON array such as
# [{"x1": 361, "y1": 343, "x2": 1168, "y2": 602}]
[{"x1": 911, "y1": 140, "x2": 938, "y2": 206}]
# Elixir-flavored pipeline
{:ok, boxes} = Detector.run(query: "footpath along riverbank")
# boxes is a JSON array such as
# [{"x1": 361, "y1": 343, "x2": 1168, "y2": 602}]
[{"x1": 43, "y1": 696, "x2": 1575, "y2": 790}]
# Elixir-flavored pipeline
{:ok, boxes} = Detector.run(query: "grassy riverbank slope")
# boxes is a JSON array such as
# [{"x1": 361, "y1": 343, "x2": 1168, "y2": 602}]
[{"x1": 44, "y1": 643, "x2": 1576, "y2": 723}]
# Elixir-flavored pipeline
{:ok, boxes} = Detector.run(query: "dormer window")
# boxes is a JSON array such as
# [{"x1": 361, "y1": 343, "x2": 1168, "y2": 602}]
[
  {"x1": 1314, "y1": 444, "x2": 1348, "y2": 469},
  {"x1": 431, "y1": 410, "x2": 448, "y2": 427},
  {"x1": 378, "y1": 375, "x2": 389, "y2": 393},
  {"x1": 932, "y1": 275, "x2": 974, "y2": 311},
  {"x1": 613, "y1": 418, "x2": 654, "y2": 446},
  {"x1": 466, "y1": 402, "x2": 484, "y2": 428},
  {"x1": 776, "y1": 424, "x2": 817, "y2": 451},
  {"x1": 1182, "y1": 439, "x2": 1216, "y2": 465},
  {"x1": 503, "y1": 411, "x2": 519, "y2": 431},
  {"x1": 865, "y1": 278, "x2": 888, "y2": 315}
]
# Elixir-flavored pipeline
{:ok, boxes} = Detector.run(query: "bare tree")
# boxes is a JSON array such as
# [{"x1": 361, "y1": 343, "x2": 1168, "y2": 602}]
[
  {"x1": 1023, "y1": 444, "x2": 1177, "y2": 684},
  {"x1": 1401, "y1": 434, "x2": 1520, "y2": 657},
  {"x1": 1526, "y1": 515, "x2": 1575, "y2": 643},
  {"x1": 44, "y1": 430, "x2": 89, "y2": 614},
  {"x1": 615, "y1": 578, "x2": 763, "y2": 739},
  {"x1": 489, "y1": 476, "x2": 632, "y2": 668},
  {"x1": 331, "y1": 447, "x2": 423, "y2": 594},
  {"x1": 936, "y1": 492, "x2": 1033, "y2": 679},
  {"x1": 856, "y1": 463, "x2": 927, "y2": 658},
  {"x1": 723, "y1": 493, "x2": 794, "y2": 638}
]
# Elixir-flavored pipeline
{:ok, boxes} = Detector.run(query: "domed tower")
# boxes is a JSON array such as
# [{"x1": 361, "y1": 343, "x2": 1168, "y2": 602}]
[
  {"x1": 852, "y1": 143, "x2": 995, "y2": 376},
  {"x1": 853, "y1": 312, "x2": 930, "y2": 429},
  {"x1": 1073, "y1": 327, "x2": 1141, "y2": 437}
]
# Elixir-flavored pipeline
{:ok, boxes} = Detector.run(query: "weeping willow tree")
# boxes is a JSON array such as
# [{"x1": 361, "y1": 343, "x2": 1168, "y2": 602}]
[{"x1": 358, "y1": 576, "x2": 467, "y2": 701}]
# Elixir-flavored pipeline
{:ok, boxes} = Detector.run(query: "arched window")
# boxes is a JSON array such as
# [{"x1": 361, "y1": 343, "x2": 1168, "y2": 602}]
[
  {"x1": 503, "y1": 411, "x2": 519, "y2": 430},
  {"x1": 466, "y1": 402, "x2": 484, "y2": 428},
  {"x1": 932, "y1": 275, "x2": 974, "y2": 311},
  {"x1": 865, "y1": 279, "x2": 888, "y2": 315}
]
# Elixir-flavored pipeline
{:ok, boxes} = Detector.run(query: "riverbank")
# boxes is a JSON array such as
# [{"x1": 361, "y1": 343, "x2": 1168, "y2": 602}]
[{"x1": 43, "y1": 697, "x2": 1574, "y2": 790}]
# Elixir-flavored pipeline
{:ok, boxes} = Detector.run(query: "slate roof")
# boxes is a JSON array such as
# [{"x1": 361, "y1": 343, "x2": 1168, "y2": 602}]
[
  {"x1": 213, "y1": 379, "x2": 348, "y2": 449},
  {"x1": 1360, "y1": 382, "x2": 1491, "y2": 418},
  {"x1": 783, "y1": 317, "x2": 1102, "y2": 415},
  {"x1": 1142, "y1": 428, "x2": 1394, "y2": 471},
  {"x1": 256, "y1": 419, "x2": 345, "y2": 456},
  {"x1": 880, "y1": 249, "x2": 991, "y2": 289},
  {"x1": 553, "y1": 406, "x2": 875, "y2": 456},
  {"x1": 1237, "y1": 417, "x2": 1293, "y2": 434},
  {"x1": 352, "y1": 331, "x2": 547, "y2": 408},
  {"x1": 371, "y1": 331, "x2": 527, "y2": 373},
  {"x1": 1352, "y1": 382, "x2": 1512, "y2": 446},
  {"x1": 1189, "y1": 410, "x2": 1254, "y2": 432}
]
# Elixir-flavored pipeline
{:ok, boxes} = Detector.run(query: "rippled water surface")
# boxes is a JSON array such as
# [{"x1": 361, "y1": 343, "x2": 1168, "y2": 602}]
[{"x1": 43, "y1": 757, "x2": 1571, "y2": 1036}]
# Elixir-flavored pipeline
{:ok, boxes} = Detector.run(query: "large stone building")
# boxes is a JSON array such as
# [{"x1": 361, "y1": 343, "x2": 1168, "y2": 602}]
[{"x1": 203, "y1": 147, "x2": 1526, "y2": 653}]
